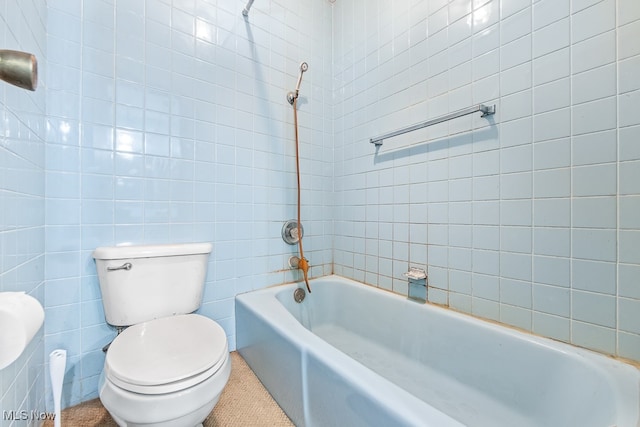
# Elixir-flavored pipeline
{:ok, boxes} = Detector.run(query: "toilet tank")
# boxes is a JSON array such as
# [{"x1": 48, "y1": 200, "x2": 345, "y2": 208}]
[{"x1": 92, "y1": 243, "x2": 213, "y2": 326}]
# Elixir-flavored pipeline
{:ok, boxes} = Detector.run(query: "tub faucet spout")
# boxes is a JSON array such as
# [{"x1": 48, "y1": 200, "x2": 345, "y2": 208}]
[{"x1": 404, "y1": 267, "x2": 427, "y2": 303}]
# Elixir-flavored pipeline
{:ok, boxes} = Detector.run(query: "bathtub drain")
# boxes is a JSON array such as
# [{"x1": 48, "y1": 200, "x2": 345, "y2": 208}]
[{"x1": 293, "y1": 287, "x2": 306, "y2": 303}]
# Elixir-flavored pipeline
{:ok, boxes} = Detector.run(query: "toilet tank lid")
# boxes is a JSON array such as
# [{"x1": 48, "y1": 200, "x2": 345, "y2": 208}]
[{"x1": 93, "y1": 243, "x2": 212, "y2": 260}]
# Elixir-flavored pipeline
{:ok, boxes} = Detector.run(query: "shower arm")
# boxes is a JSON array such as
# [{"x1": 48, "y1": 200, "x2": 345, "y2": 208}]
[{"x1": 242, "y1": 0, "x2": 255, "y2": 16}]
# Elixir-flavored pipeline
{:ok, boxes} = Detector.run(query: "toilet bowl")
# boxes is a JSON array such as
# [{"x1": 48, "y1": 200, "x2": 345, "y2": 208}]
[{"x1": 99, "y1": 314, "x2": 231, "y2": 427}]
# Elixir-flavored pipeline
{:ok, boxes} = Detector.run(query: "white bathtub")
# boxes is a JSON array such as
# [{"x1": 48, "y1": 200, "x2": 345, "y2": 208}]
[{"x1": 236, "y1": 275, "x2": 640, "y2": 427}]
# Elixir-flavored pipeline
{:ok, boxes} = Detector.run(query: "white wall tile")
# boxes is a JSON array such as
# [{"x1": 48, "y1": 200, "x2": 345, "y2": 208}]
[
  {"x1": 620, "y1": 196, "x2": 640, "y2": 229},
  {"x1": 534, "y1": 228, "x2": 570, "y2": 257},
  {"x1": 572, "y1": 229, "x2": 617, "y2": 262},
  {"x1": 572, "y1": 64, "x2": 616, "y2": 105},
  {"x1": 572, "y1": 321, "x2": 616, "y2": 355},
  {"x1": 473, "y1": 50, "x2": 499, "y2": 81},
  {"x1": 533, "y1": 255, "x2": 570, "y2": 287},
  {"x1": 533, "y1": 48, "x2": 570, "y2": 86},
  {"x1": 501, "y1": 64, "x2": 532, "y2": 97},
  {"x1": 572, "y1": 0, "x2": 616, "y2": 43},
  {"x1": 533, "y1": 312, "x2": 570, "y2": 342},
  {"x1": 572, "y1": 130, "x2": 617, "y2": 166},
  {"x1": 573, "y1": 163, "x2": 617, "y2": 196},
  {"x1": 533, "y1": 0, "x2": 569, "y2": 30},
  {"x1": 618, "y1": 20, "x2": 640, "y2": 60},
  {"x1": 472, "y1": 273, "x2": 500, "y2": 300},
  {"x1": 572, "y1": 196, "x2": 617, "y2": 229},
  {"x1": 473, "y1": 1, "x2": 499, "y2": 34},
  {"x1": 572, "y1": 259, "x2": 616, "y2": 294},
  {"x1": 500, "y1": 89, "x2": 532, "y2": 121},
  {"x1": 618, "y1": 0, "x2": 640, "y2": 26},
  {"x1": 533, "y1": 138, "x2": 570, "y2": 170},
  {"x1": 572, "y1": 0, "x2": 601, "y2": 13},
  {"x1": 500, "y1": 172, "x2": 531, "y2": 199},
  {"x1": 572, "y1": 96, "x2": 617, "y2": 135},
  {"x1": 618, "y1": 332, "x2": 640, "y2": 361},
  {"x1": 620, "y1": 298, "x2": 640, "y2": 334},
  {"x1": 501, "y1": 0, "x2": 531, "y2": 19},
  {"x1": 533, "y1": 198, "x2": 570, "y2": 227},
  {"x1": 501, "y1": 7, "x2": 531, "y2": 45},
  {"x1": 500, "y1": 252, "x2": 532, "y2": 281},
  {"x1": 619, "y1": 90, "x2": 640, "y2": 127},
  {"x1": 534, "y1": 78, "x2": 570, "y2": 114},
  {"x1": 572, "y1": 31, "x2": 616, "y2": 74},
  {"x1": 500, "y1": 278, "x2": 532, "y2": 308},
  {"x1": 534, "y1": 168, "x2": 570, "y2": 198},
  {"x1": 533, "y1": 283, "x2": 570, "y2": 316},
  {"x1": 500, "y1": 117, "x2": 532, "y2": 148},
  {"x1": 533, "y1": 108, "x2": 571, "y2": 142},
  {"x1": 500, "y1": 144, "x2": 532, "y2": 174},
  {"x1": 533, "y1": 18, "x2": 569, "y2": 58},
  {"x1": 573, "y1": 290, "x2": 616, "y2": 328},
  {"x1": 619, "y1": 56, "x2": 640, "y2": 94},
  {"x1": 501, "y1": 200, "x2": 532, "y2": 226},
  {"x1": 501, "y1": 35, "x2": 531, "y2": 70},
  {"x1": 619, "y1": 231, "x2": 640, "y2": 265}
]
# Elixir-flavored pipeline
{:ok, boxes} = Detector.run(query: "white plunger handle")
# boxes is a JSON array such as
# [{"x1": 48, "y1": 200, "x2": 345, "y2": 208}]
[{"x1": 49, "y1": 349, "x2": 66, "y2": 427}]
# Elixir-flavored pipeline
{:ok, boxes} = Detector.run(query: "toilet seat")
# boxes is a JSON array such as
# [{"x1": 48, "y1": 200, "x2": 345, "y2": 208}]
[{"x1": 105, "y1": 314, "x2": 228, "y2": 395}]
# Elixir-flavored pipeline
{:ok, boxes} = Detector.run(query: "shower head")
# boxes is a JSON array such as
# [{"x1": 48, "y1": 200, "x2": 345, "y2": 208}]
[
  {"x1": 0, "y1": 50, "x2": 37, "y2": 91},
  {"x1": 294, "y1": 62, "x2": 308, "y2": 93},
  {"x1": 288, "y1": 62, "x2": 308, "y2": 105}
]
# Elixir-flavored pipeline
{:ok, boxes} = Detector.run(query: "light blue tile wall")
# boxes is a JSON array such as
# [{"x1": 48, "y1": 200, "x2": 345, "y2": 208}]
[
  {"x1": 44, "y1": 0, "x2": 333, "y2": 409},
  {"x1": 33, "y1": 0, "x2": 640, "y2": 413},
  {"x1": 0, "y1": 0, "x2": 48, "y2": 424},
  {"x1": 332, "y1": 0, "x2": 640, "y2": 362}
]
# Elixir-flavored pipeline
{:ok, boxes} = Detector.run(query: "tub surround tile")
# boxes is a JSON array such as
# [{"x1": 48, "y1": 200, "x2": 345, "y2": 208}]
[
  {"x1": 533, "y1": 312, "x2": 570, "y2": 343},
  {"x1": 533, "y1": 0, "x2": 569, "y2": 30},
  {"x1": 572, "y1": 321, "x2": 616, "y2": 355},
  {"x1": 618, "y1": 332, "x2": 640, "y2": 361},
  {"x1": 500, "y1": 305, "x2": 532, "y2": 332},
  {"x1": 572, "y1": 290, "x2": 617, "y2": 329},
  {"x1": 533, "y1": 256, "x2": 570, "y2": 288},
  {"x1": 572, "y1": 0, "x2": 615, "y2": 43},
  {"x1": 620, "y1": 58, "x2": 640, "y2": 95},
  {"x1": 572, "y1": 130, "x2": 617, "y2": 166}
]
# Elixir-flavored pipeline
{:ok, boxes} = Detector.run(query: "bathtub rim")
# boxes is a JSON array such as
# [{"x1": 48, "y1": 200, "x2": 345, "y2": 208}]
[
  {"x1": 236, "y1": 276, "x2": 466, "y2": 426},
  {"x1": 236, "y1": 274, "x2": 640, "y2": 426},
  {"x1": 241, "y1": 274, "x2": 640, "y2": 369}
]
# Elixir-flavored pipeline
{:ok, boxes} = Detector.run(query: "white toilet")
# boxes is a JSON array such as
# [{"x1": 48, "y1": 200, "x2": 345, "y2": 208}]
[{"x1": 92, "y1": 243, "x2": 230, "y2": 427}]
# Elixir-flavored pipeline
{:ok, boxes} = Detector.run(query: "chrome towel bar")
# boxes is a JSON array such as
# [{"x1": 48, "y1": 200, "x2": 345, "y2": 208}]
[{"x1": 370, "y1": 103, "x2": 496, "y2": 146}]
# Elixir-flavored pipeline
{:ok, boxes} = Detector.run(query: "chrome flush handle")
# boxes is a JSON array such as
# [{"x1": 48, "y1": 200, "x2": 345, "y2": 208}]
[{"x1": 107, "y1": 262, "x2": 132, "y2": 271}]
